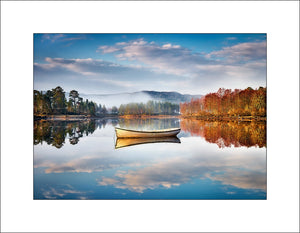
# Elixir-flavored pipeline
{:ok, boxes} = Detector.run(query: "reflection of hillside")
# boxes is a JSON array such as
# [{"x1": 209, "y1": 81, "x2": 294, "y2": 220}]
[
  {"x1": 34, "y1": 120, "x2": 97, "y2": 148},
  {"x1": 180, "y1": 119, "x2": 266, "y2": 148}
]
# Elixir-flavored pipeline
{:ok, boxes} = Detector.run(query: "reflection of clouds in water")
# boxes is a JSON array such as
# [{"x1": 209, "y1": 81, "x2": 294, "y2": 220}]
[
  {"x1": 98, "y1": 149, "x2": 266, "y2": 193},
  {"x1": 34, "y1": 136, "x2": 117, "y2": 168},
  {"x1": 35, "y1": 127, "x2": 266, "y2": 194},
  {"x1": 98, "y1": 158, "x2": 208, "y2": 193},
  {"x1": 43, "y1": 155, "x2": 140, "y2": 173},
  {"x1": 41, "y1": 184, "x2": 87, "y2": 199},
  {"x1": 207, "y1": 170, "x2": 266, "y2": 190}
]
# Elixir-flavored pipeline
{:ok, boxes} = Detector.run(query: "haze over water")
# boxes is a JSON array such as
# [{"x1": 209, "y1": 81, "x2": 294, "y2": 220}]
[{"x1": 34, "y1": 117, "x2": 266, "y2": 199}]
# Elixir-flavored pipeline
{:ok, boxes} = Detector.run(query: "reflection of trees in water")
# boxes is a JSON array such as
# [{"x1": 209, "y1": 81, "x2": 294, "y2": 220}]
[
  {"x1": 180, "y1": 119, "x2": 266, "y2": 148},
  {"x1": 97, "y1": 118, "x2": 107, "y2": 129},
  {"x1": 34, "y1": 117, "x2": 265, "y2": 148},
  {"x1": 51, "y1": 126, "x2": 67, "y2": 148},
  {"x1": 111, "y1": 118, "x2": 119, "y2": 127},
  {"x1": 34, "y1": 120, "x2": 97, "y2": 148},
  {"x1": 118, "y1": 117, "x2": 180, "y2": 131}
]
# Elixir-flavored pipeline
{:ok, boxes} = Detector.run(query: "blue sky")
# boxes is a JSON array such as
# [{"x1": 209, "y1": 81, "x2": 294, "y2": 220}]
[{"x1": 34, "y1": 33, "x2": 266, "y2": 95}]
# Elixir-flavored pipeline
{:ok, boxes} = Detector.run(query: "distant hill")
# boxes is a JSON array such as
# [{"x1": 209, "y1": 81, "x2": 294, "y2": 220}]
[
  {"x1": 141, "y1": 91, "x2": 202, "y2": 104},
  {"x1": 78, "y1": 91, "x2": 202, "y2": 107}
]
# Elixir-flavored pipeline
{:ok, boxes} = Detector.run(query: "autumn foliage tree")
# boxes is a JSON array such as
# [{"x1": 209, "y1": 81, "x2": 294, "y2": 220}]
[{"x1": 180, "y1": 87, "x2": 266, "y2": 118}]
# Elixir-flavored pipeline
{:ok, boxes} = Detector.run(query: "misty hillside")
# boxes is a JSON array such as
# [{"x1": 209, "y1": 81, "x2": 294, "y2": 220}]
[
  {"x1": 80, "y1": 91, "x2": 202, "y2": 107},
  {"x1": 142, "y1": 91, "x2": 202, "y2": 104}
]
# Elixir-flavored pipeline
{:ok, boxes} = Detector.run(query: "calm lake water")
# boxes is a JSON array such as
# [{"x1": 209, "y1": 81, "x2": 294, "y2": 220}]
[{"x1": 34, "y1": 117, "x2": 266, "y2": 200}]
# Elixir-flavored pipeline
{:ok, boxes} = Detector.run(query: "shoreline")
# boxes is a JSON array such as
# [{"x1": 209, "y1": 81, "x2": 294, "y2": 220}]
[
  {"x1": 34, "y1": 114, "x2": 266, "y2": 122},
  {"x1": 179, "y1": 115, "x2": 266, "y2": 121},
  {"x1": 118, "y1": 115, "x2": 179, "y2": 119},
  {"x1": 34, "y1": 114, "x2": 118, "y2": 121}
]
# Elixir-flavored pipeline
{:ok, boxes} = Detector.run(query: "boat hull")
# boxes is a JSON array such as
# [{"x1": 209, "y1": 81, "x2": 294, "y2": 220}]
[{"x1": 115, "y1": 127, "x2": 181, "y2": 138}]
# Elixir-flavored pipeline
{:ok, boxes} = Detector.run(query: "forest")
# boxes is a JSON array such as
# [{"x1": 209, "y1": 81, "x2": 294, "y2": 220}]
[
  {"x1": 180, "y1": 87, "x2": 266, "y2": 119},
  {"x1": 34, "y1": 86, "x2": 99, "y2": 116},
  {"x1": 34, "y1": 86, "x2": 266, "y2": 119},
  {"x1": 34, "y1": 86, "x2": 179, "y2": 117}
]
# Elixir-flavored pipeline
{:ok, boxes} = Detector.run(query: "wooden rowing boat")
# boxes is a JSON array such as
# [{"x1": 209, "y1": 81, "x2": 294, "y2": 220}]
[
  {"x1": 115, "y1": 127, "x2": 181, "y2": 138},
  {"x1": 115, "y1": 136, "x2": 180, "y2": 149}
]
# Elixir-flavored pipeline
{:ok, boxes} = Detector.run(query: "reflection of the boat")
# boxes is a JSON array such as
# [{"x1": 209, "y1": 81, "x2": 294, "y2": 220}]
[{"x1": 115, "y1": 136, "x2": 181, "y2": 149}]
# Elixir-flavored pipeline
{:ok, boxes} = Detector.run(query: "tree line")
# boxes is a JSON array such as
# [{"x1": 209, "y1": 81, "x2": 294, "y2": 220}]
[
  {"x1": 180, "y1": 87, "x2": 266, "y2": 118},
  {"x1": 34, "y1": 86, "x2": 98, "y2": 116},
  {"x1": 34, "y1": 86, "x2": 180, "y2": 117},
  {"x1": 36, "y1": 86, "x2": 265, "y2": 118}
]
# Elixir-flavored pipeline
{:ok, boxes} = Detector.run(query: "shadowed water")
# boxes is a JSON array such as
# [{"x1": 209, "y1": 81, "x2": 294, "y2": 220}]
[{"x1": 34, "y1": 117, "x2": 266, "y2": 199}]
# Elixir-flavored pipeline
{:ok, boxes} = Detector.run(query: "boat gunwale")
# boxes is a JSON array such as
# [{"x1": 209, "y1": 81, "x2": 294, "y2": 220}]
[{"x1": 115, "y1": 127, "x2": 181, "y2": 134}]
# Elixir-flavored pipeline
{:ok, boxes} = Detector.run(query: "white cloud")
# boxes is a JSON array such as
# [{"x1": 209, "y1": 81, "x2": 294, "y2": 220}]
[
  {"x1": 226, "y1": 37, "x2": 237, "y2": 40},
  {"x1": 207, "y1": 41, "x2": 267, "y2": 62},
  {"x1": 162, "y1": 43, "x2": 180, "y2": 49},
  {"x1": 36, "y1": 57, "x2": 137, "y2": 77},
  {"x1": 97, "y1": 39, "x2": 266, "y2": 92},
  {"x1": 34, "y1": 39, "x2": 266, "y2": 95},
  {"x1": 98, "y1": 45, "x2": 121, "y2": 53},
  {"x1": 42, "y1": 34, "x2": 86, "y2": 43},
  {"x1": 34, "y1": 56, "x2": 189, "y2": 94}
]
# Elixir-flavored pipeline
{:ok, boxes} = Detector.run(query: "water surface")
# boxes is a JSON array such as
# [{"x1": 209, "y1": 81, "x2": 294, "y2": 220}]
[{"x1": 34, "y1": 117, "x2": 266, "y2": 199}]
